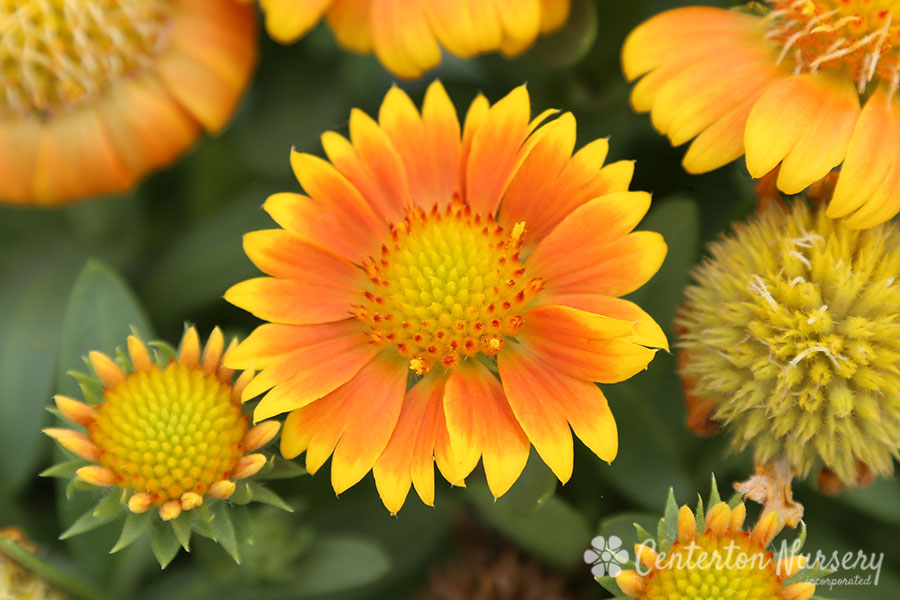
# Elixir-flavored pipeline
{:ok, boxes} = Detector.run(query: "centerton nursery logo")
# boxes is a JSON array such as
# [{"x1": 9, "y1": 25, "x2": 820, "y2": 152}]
[{"x1": 584, "y1": 535, "x2": 628, "y2": 577}]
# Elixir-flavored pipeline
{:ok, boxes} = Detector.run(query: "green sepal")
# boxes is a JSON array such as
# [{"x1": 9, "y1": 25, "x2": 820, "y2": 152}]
[
  {"x1": 658, "y1": 487, "x2": 678, "y2": 552},
  {"x1": 208, "y1": 502, "x2": 241, "y2": 564},
  {"x1": 92, "y1": 489, "x2": 126, "y2": 518},
  {"x1": 60, "y1": 500, "x2": 123, "y2": 540},
  {"x1": 633, "y1": 522, "x2": 655, "y2": 545},
  {"x1": 113, "y1": 347, "x2": 132, "y2": 374},
  {"x1": 191, "y1": 504, "x2": 218, "y2": 541},
  {"x1": 65, "y1": 477, "x2": 94, "y2": 500},
  {"x1": 695, "y1": 494, "x2": 705, "y2": 536},
  {"x1": 245, "y1": 482, "x2": 293, "y2": 512},
  {"x1": 150, "y1": 524, "x2": 181, "y2": 569},
  {"x1": 793, "y1": 520, "x2": 808, "y2": 553},
  {"x1": 230, "y1": 505, "x2": 252, "y2": 547},
  {"x1": 708, "y1": 473, "x2": 722, "y2": 506},
  {"x1": 46, "y1": 406, "x2": 64, "y2": 420},
  {"x1": 784, "y1": 564, "x2": 836, "y2": 587},
  {"x1": 171, "y1": 512, "x2": 194, "y2": 551},
  {"x1": 40, "y1": 459, "x2": 86, "y2": 479},
  {"x1": 110, "y1": 511, "x2": 153, "y2": 554},
  {"x1": 78, "y1": 380, "x2": 103, "y2": 406},
  {"x1": 727, "y1": 492, "x2": 744, "y2": 508},
  {"x1": 595, "y1": 575, "x2": 622, "y2": 596},
  {"x1": 148, "y1": 340, "x2": 177, "y2": 367},
  {"x1": 256, "y1": 455, "x2": 308, "y2": 480},
  {"x1": 229, "y1": 481, "x2": 253, "y2": 505}
]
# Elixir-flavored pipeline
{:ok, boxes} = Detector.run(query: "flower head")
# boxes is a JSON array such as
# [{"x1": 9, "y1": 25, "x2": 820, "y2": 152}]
[
  {"x1": 609, "y1": 478, "x2": 817, "y2": 600},
  {"x1": 0, "y1": 528, "x2": 66, "y2": 600},
  {"x1": 677, "y1": 201, "x2": 900, "y2": 488},
  {"x1": 225, "y1": 81, "x2": 668, "y2": 514},
  {"x1": 247, "y1": 0, "x2": 571, "y2": 78},
  {"x1": 622, "y1": 1, "x2": 900, "y2": 228},
  {"x1": 44, "y1": 326, "x2": 289, "y2": 566},
  {"x1": 0, "y1": 0, "x2": 257, "y2": 206}
]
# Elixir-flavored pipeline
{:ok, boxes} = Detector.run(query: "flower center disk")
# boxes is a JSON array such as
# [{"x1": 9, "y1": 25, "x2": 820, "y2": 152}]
[
  {"x1": 355, "y1": 204, "x2": 544, "y2": 375},
  {"x1": 766, "y1": 0, "x2": 900, "y2": 89},
  {"x1": 89, "y1": 363, "x2": 247, "y2": 504},
  {"x1": 0, "y1": 0, "x2": 172, "y2": 117},
  {"x1": 644, "y1": 533, "x2": 781, "y2": 600}
]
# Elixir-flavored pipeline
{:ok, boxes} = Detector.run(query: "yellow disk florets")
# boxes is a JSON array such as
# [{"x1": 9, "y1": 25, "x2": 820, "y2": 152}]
[
  {"x1": 355, "y1": 204, "x2": 545, "y2": 375},
  {"x1": 45, "y1": 326, "x2": 281, "y2": 522},
  {"x1": 0, "y1": 0, "x2": 172, "y2": 117},
  {"x1": 91, "y1": 363, "x2": 246, "y2": 504},
  {"x1": 764, "y1": 0, "x2": 900, "y2": 91},
  {"x1": 677, "y1": 202, "x2": 900, "y2": 485},
  {"x1": 615, "y1": 495, "x2": 815, "y2": 600}
]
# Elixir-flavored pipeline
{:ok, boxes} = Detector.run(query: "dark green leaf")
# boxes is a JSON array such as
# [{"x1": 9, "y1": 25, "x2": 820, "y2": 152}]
[
  {"x1": 289, "y1": 536, "x2": 391, "y2": 596},
  {"x1": 470, "y1": 481, "x2": 591, "y2": 568},
  {"x1": 209, "y1": 502, "x2": 241, "y2": 564},
  {"x1": 494, "y1": 449, "x2": 557, "y2": 515}
]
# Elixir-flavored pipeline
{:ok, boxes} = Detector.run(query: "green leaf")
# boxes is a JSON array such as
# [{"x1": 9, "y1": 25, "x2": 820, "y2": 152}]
[
  {"x1": 229, "y1": 481, "x2": 253, "y2": 505},
  {"x1": 110, "y1": 512, "x2": 154, "y2": 554},
  {"x1": 150, "y1": 525, "x2": 181, "y2": 569},
  {"x1": 695, "y1": 494, "x2": 705, "y2": 534},
  {"x1": 0, "y1": 239, "x2": 87, "y2": 494},
  {"x1": 495, "y1": 449, "x2": 558, "y2": 515},
  {"x1": 289, "y1": 536, "x2": 391, "y2": 596},
  {"x1": 246, "y1": 482, "x2": 294, "y2": 512},
  {"x1": 208, "y1": 502, "x2": 241, "y2": 564},
  {"x1": 470, "y1": 480, "x2": 591, "y2": 568}
]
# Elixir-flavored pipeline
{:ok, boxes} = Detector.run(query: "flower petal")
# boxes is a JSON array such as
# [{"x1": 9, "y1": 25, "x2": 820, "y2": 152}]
[
  {"x1": 539, "y1": 293, "x2": 668, "y2": 351},
  {"x1": 261, "y1": 0, "x2": 330, "y2": 43},
  {"x1": 448, "y1": 360, "x2": 529, "y2": 498},
  {"x1": 371, "y1": 0, "x2": 442, "y2": 78},
  {"x1": 465, "y1": 85, "x2": 532, "y2": 214},
  {"x1": 291, "y1": 150, "x2": 388, "y2": 258},
  {"x1": 745, "y1": 73, "x2": 859, "y2": 193},
  {"x1": 373, "y1": 372, "x2": 444, "y2": 513},
  {"x1": 829, "y1": 88, "x2": 900, "y2": 227},
  {"x1": 326, "y1": 0, "x2": 373, "y2": 53},
  {"x1": 519, "y1": 305, "x2": 659, "y2": 383},
  {"x1": 224, "y1": 275, "x2": 355, "y2": 326},
  {"x1": 498, "y1": 343, "x2": 574, "y2": 482}
]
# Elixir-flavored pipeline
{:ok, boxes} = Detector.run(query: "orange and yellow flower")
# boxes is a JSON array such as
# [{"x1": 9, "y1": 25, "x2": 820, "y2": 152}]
[
  {"x1": 623, "y1": 1, "x2": 900, "y2": 228},
  {"x1": 245, "y1": 0, "x2": 571, "y2": 78},
  {"x1": 0, "y1": 0, "x2": 257, "y2": 206},
  {"x1": 225, "y1": 81, "x2": 669, "y2": 514},
  {"x1": 44, "y1": 326, "x2": 279, "y2": 522}
]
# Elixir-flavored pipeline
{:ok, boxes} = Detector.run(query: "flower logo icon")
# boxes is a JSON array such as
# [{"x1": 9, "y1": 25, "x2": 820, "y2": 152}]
[{"x1": 584, "y1": 535, "x2": 628, "y2": 577}]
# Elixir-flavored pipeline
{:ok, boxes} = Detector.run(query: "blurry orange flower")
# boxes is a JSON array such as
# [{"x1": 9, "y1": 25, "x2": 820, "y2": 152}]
[
  {"x1": 246, "y1": 0, "x2": 570, "y2": 78},
  {"x1": 623, "y1": 2, "x2": 900, "y2": 228},
  {"x1": 225, "y1": 81, "x2": 668, "y2": 514},
  {"x1": 0, "y1": 0, "x2": 257, "y2": 206}
]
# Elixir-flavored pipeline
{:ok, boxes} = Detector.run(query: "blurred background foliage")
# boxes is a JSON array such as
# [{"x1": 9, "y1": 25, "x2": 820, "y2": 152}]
[{"x1": 0, "y1": 0, "x2": 897, "y2": 598}]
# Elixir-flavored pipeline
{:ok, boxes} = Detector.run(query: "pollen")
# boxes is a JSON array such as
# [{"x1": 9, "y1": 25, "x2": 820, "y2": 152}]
[
  {"x1": 89, "y1": 363, "x2": 247, "y2": 505},
  {"x1": 764, "y1": 0, "x2": 900, "y2": 92},
  {"x1": 0, "y1": 0, "x2": 172, "y2": 117},
  {"x1": 354, "y1": 203, "x2": 544, "y2": 375}
]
